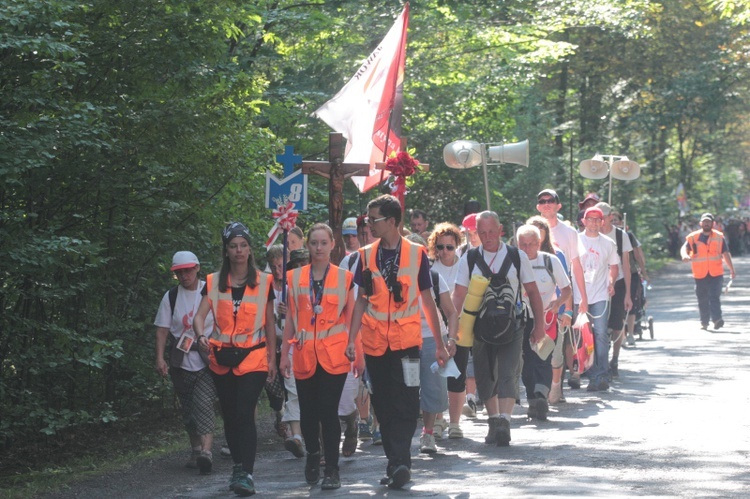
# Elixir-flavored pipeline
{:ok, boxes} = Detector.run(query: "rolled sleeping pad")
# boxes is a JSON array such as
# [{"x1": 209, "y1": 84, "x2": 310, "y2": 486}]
[{"x1": 457, "y1": 274, "x2": 490, "y2": 347}]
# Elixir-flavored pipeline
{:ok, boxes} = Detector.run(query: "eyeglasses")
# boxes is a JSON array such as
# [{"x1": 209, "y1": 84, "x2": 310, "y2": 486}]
[
  {"x1": 584, "y1": 217, "x2": 603, "y2": 222},
  {"x1": 366, "y1": 216, "x2": 388, "y2": 225},
  {"x1": 537, "y1": 198, "x2": 557, "y2": 205},
  {"x1": 436, "y1": 244, "x2": 456, "y2": 251}
]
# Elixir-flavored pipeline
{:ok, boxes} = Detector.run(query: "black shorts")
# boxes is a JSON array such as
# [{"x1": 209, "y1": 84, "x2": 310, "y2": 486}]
[{"x1": 607, "y1": 278, "x2": 627, "y2": 330}]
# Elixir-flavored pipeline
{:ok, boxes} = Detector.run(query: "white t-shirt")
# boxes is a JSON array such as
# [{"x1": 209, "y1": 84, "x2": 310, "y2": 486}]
[
  {"x1": 455, "y1": 243, "x2": 536, "y2": 298},
  {"x1": 523, "y1": 252, "x2": 571, "y2": 316},
  {"x1": 431, "y1": 256, "x2": 460, "y2": 294},
  {"x1": 599, "y1": 226, "x2": 632, "y2": 281},
  {"x1": 550, "y1": 220, "x2": 580, "y2": 267},
  {"x1": 575, "y1": 234, "x2": 620, "y2": 304},
  {"x1": 420, "y1": 273, "x2": 450, "y2": 338},
  {"x1": 153, "y1": 282, "x2": 214, "y2": 372}
]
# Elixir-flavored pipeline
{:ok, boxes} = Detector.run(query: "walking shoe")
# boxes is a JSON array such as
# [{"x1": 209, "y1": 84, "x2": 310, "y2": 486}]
[
  {"x1": 462, "y1": 398, "x2": 477, "y2": 417},
  {"x1": 587, "y1": 379, "x2": 610, "y2": 392},
  {"x1": 626, "y1": 333, "x2": 636, "y2": 346},
  {"x1": 609, "y1": 358, "x2": 619, "y2": 378},
  {"x1": 274, "y1": 410, "x2": 287, "y2": 438},
  {"x1": 305, "y1": 452, "x2": 321, "y2": 485},
  {"x1": 448, "y1": 425, "x2": 464, "y2": 439},
  {"x1": 220, "y1": 446, "x2": 232, "y2": 458},
  {"x1": 284, "y1": 437, "x2": 304, "y2": 458},
  {"x1": 229, "y1": 463, "x2": 244, "y2": 491},
  {"x1": 568, "y1": 372, "x2": 581, "y2": 389},
  {"x1": 185, "y1": 449, "x2": 200, "y2": 469},
  {"x1": 321, "y1": 466, "x2": 341, "y2": 490},
  {"x1": 388, "y1": 465, "x2": 411, "y2": 489},
  {"x1": 496, "y1": 417, "x2": 511, "y2": 446},
  {"x1": 714, "y1": 319, "x2": 724, "y2": 330},
  {"x1": 419, "y1": 432, "x2": 437, "y2": 454},
  {"x1": 700, "y1": 322, "x2": 709, "y2": 330},
  {"x1": 534, "y1": 395, "x2": 548, "y2": 421},
  {"x1": 358, "y1": 420, "x2": 372, "y2": 440},
  {"x1": 548, "y1": 381, "x2": 563, "y2": 405},
  {"x1": 196, "y1": 450, "x2": 213, "y2": 474},
  {"x1": 233, "y1": 474, "x2": 255, "y2": 497},
  {"x1": 527, "y1": 399, "x2": 538, "y2": 419},
  {"x1": 432, "y1": 418, "x2": 447, "y2": 440},
  {"x1": 484, "y1": 417, "x2": 501, "y2": 444},
  {"x1": 371, "y1": 429, "x2": 382, "y2": 445}
]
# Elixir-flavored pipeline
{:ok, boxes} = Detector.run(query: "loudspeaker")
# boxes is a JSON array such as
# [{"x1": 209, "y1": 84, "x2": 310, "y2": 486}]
[
  {"x1": 487, "y1": 139, "x2": 529, "y2": 167},
  {"x1": 611, "y1": 159, "x2": 641, "y2": 180},
  {"x1": 579, "y1": 159, "x2": 609, "y2": 179},
  {"x1": 443, "y1": 140, "x2": 482, "y2": 169}
]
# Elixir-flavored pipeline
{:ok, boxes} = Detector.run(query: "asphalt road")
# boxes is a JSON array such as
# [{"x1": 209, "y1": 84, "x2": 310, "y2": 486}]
[{"x1": 48, "y1": 256, "x2": 749, "y2": 498}]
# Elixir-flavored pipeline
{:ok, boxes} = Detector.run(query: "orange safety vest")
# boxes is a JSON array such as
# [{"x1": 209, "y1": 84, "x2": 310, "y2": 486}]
[
  {"x1": 287, "y1": 264, "x2": 352, "y2": 379},
  {"x1": 205, "y1": 271, "x2": 271, "y2": 375},
  {"x1": 686, "y1": 229, "x2": 725, "y2": 279},
  {"x1": 358, "y1": 237, "x2": 423, "y2": 356}
]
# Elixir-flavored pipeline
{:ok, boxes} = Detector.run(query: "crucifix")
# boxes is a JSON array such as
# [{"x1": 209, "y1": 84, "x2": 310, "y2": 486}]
[{"x1": 301, "y1": 132, "x2": 370, "y2": 264}]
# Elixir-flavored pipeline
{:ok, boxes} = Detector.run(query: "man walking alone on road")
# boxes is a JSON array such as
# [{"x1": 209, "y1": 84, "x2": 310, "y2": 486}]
[{"x1": 681, "y1": 213, "x2": 736, "y2": 330}]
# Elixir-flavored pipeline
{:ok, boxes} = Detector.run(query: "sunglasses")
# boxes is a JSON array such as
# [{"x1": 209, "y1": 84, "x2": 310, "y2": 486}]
[
  {"x1": 436, "y1": 244, "x2": 456, "y2": 251},
  {"x1": 537, "y1": 198, "x2": 557, "y2": 205},
  {"x1": 365, "y1": 216, "x2": 388, "y2": 225}
]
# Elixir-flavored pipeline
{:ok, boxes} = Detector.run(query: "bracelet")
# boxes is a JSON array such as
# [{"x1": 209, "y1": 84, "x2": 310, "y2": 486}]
[
  {"x1": 446, "y1": 337, "x2": 456, "y2": 344},
  {"x1": 563, "y1": 310, "x2": 573, "y2": 318}
]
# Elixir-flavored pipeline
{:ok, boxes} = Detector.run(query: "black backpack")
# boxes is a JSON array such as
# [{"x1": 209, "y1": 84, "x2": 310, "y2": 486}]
[{"x1": 467, "y1": 246, "x2": 523, "y2": 345}]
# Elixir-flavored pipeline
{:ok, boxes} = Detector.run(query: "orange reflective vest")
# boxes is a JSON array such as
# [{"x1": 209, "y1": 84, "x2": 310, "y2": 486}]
[
  {"x1": 205, "y1": 272, "x2": 271, "y2": 375},
  {"x1": 287, "y1": 264, "x2": 352, "y2": 379},
  {"x1": 686, "y1": 229, "x2": 725, "y2": 279},
  {"x1": 358, "y1": 238, "x2": 424, "y2": 356}
]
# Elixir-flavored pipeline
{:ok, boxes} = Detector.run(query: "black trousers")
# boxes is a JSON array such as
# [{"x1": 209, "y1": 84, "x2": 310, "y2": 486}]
[
  {"x1": 295, "y1": 364, "x2": 347, "y2": 469},
  {"x1": 366, "y1": 346, "x2": 420, "y2": 472},
  {"x1": 212, "y1": 370, "x2": 267, "y2": 473}
]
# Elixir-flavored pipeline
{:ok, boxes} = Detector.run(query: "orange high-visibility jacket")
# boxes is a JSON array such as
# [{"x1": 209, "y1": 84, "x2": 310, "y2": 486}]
[
  {"x1": 286, "y1": 264, "x2": 352, "y2": 379},
  {"x1": 685, "y1": 229, "x2": 725, "y2": 279},
  {"x1": 205, "y1": 272, "x2": 271, "y2": 375},
  {"x1": 358, "y1": 238, "x2": 424, "y2": 356}
]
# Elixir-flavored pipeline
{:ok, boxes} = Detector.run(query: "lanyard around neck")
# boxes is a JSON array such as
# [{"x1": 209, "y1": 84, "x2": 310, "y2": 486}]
[{"x1": 309, "y1": 264, "x2": 330, "y2": 325}]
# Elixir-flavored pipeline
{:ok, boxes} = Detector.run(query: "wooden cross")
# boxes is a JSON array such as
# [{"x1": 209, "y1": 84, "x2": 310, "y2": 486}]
[{"x1": 301, "y1": 132, "x2": 370, "y2": 264}]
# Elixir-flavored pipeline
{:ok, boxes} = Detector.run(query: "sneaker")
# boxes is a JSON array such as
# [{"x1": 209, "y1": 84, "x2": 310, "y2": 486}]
[
  {"x1": 496, "y1": 417, "x2": 511, "y2": 446},
  {"x1": 196, "y1": 450, "x2": 213, "y2": 475},
  {"x1": 185, "y1": 449, "x2": 200, "y2": 469},
  {"x1": 626, "y1": 333, "x2": 636, "y2": 346},
  {"x1": 229, "y1": 463, "x2": 244, "y2": 491},
  {"x1": 448, "y1": 425, "x2": 464, "y2": 439},
  {"x1": 714, "y1": 319, "x2": 724, "y2": 330},
  {"x1": 432, "y1": 418, "x2": 447, "y2": 440},
  {"x1": 321, "y1": 467, "x2": 341, "y2": 490},
  {"x1": 484, "y1": 417, "x2": 501, "y2": 444},
  {"x1": 371, "y1": 429, "x2": 382, "y2": 445},
  {"x1": 305, "y1": 452, "x2": 321, "y2": 485},
  {"x1": 587, "y1": 379, "x2": 610, "y2": 392},
  {"x1": 358, "y1": 421, "x2": 372, "y2": 441},
  {"x1": 527, "y1": 399, "x2": 538, "y2": 419},
  {"x1": 388, "y1": 465, "x2": 411, "y2": 489},
  {"x1": 609, "y1": 358, "x2": 619, "y2": 378},
  {"x1": 284, "y1": 437, "x2": 304, "y2": 458},
  {"x1": 274, "y1": 410, "x2": 287, "y2": 438},
  {"x1": 701, "y1": 322, "x2": 709, "y2": 330},
  {"x1": 568, "y1": 372, "x2": 581, "y2": 389},
  {"x1": 419, "y1": 432, "x2": 437, "y2": 454},
  {"x1": 220, "y1": 446, "x2": 231, "y2": 458},
  {"x1": 234, "y1": 474, "x2": 255, "y2": 497},
  {"x1": 548, "y1": 381, "x2": 563, "y2": 405},
  {"x1": 462, "y1": 398, "x2": 477, "y2": 418},
  {"x1": 534, "y1": 395, "x2": 548, "y2": 421}
]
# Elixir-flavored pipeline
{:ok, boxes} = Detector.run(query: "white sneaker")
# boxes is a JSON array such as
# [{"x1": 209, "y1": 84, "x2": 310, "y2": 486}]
[
  {"x1": 462, "y1": 398, "x2": 477, "y2": 418},
  {"x1": 626, "y1": 333, "x2": 636, "y2": 346},
  {"x1": 419, "y1": 432, "x2": 437, "y2": 454}
]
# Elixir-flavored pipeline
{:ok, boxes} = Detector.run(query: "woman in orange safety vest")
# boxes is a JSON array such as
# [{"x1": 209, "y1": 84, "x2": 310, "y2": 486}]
[
  {"x1": 280, "y1": 223, "x2": 360, "y2": 491},
  {"x1": 193, "y1": 222, "x2": 276, "y2": 497}
]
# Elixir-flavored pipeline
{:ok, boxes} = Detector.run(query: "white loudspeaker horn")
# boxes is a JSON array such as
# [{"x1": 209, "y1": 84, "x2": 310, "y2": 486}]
[
  {"x1": 443, "y1": 140, "x2": 483, "y2": 169},
  {"x1": 579, "y1": 159, "x2": 609, "y2": 179},
  {"x1": 487, "y1": 139, "x2": 529, "y2": 167},
  {"x1": 611, "y1": 158, "x2": 641, "y2": 181}
]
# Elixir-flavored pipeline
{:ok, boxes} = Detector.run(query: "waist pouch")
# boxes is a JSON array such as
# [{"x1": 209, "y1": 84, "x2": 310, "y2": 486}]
[{"x1": 213, "y1": 341, "x2": 266, "y2": 368}]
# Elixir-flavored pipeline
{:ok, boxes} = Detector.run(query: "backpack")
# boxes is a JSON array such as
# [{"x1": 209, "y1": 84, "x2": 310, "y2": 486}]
[
  {"x1": 467, "y1": 246, "x2": 523, "y2": 345},
  {"x1": 531, "y1": 253, "x2": 555, "y2": 286}
]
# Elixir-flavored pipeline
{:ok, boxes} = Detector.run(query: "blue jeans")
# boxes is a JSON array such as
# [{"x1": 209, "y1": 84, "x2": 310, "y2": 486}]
[
  {"x1": 575, "y1": 300, "x2": 610, "y2": 384},
  {"x1": 695, "y1": 275, "x2": 723, "y2": 324}
]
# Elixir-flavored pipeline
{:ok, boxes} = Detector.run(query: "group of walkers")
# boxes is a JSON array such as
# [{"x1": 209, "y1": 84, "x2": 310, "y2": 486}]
[{"x1": 154, "y1": 186, "x2": 734, "y2": 495}]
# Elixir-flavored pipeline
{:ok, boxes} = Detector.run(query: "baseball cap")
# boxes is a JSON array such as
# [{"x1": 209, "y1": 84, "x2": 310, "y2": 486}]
[
  {"x1": 584, "y1": 207, "x2": 604, "y2": 219},
  {"x1": 700, "y1": 213, "x2": 714, "y2": 222},
  {"x1": 342, "y1": 217, "x2": 357, "y2": 236},
  {"x1": 578, "y1": 192, "x2": 600, "y2": 208},
  {"x1": 288, "y1": 248, "x2": 310, "y2": 268},
  {"x1": 461, "y1": 213, "x2": 477, "y2": 232},
  {"x1": 595, "y1": 202, "x2": 612, "y2": 216},
  {"x1": 537, "y1": 189, "x2": 559, "y2": 203},
  {"x1": 171, "y1": 251, "x2": 199, "y2": 271}
]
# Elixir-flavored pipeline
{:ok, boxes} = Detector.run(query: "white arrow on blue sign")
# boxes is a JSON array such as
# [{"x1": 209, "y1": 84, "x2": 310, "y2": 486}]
[{"x1": 265, "y1": 146, "x2": 308, "y2": 210}]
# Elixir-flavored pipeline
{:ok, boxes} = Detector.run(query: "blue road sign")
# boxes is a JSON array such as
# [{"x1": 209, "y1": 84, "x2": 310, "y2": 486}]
[{"x1": 266, "y1": 146, "x2": 308, "y2": 210}]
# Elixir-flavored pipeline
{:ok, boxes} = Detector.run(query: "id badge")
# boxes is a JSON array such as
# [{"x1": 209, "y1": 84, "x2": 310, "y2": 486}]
[
  {"x1": 401, "y1": 357, "x2": 420, "y2": 387},
  {"x1": 176, "y1": 332, "x2": 194, "y2": 353}
]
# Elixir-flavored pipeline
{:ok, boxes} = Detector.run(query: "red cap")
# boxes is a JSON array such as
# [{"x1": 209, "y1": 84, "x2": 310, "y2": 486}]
[
  {"x1": 584, "y1": 207, "x2": 604, "y2": 219},
  {"x1": 461, "y1": 213, "x2": 477, "y2": 231}
]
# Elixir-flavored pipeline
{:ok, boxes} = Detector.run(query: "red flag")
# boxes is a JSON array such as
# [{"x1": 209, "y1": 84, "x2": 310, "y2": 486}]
[{"x1": 313, "y1": 4, "x2": 409, "y2": 192}]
